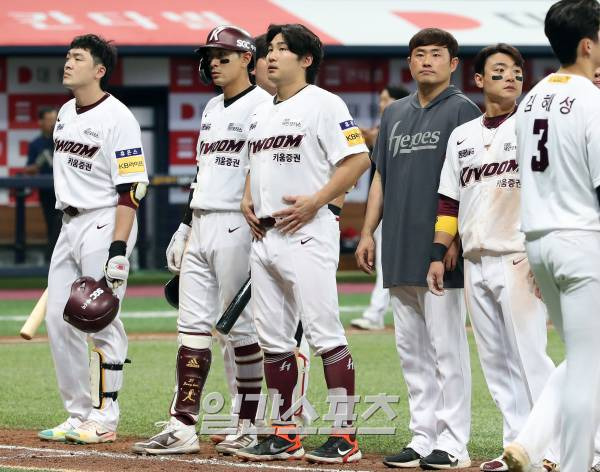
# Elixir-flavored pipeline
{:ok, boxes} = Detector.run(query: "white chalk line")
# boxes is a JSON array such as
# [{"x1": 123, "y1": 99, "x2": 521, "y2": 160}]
[
  {"x1": 0, "y1": 444, "x2": 372, "y2": 472},
  {"x1": 0, "y1": 306, "x2": 391, "y2": 322}
]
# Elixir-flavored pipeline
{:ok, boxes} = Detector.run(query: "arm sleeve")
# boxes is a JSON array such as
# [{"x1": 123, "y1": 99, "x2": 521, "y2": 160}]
[
  {"x1": 316, "y1": 94, "x2": 369, "y2": 167},
  {"x1": 108, "y1": 110, "x2": 149, "y2": 187},
  {"x1": 438, "y1": 129, "x2": 461, "y2": 201}
]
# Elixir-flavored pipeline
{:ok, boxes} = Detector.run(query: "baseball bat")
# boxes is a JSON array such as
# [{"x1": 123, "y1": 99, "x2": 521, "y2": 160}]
[
  {"x1": 20, "y1": 288, "x2": 48, "y2": 340},
  {"x1": 215, "y1": 276, "x2": 251, "y2": 335}
]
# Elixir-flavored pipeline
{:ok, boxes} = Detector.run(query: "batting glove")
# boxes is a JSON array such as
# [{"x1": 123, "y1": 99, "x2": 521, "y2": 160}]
[
  {"x1": 104, "y1": 240, "x2": 129, "y2": 289},
  {"x1": 166, "y1": 223, "x2": 191, "y2": 274}
]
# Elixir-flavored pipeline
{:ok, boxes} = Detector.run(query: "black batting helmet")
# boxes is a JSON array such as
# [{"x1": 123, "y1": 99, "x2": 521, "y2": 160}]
[
  {"x1": 63, "y1": 277, "x2": 119, "y2": 333},
  {"x1": 164, "y1": 275, "x2": 179, "y2": 309},
  {"x1": 196, "y1": 25, "x2": 256, "y2": 85}
]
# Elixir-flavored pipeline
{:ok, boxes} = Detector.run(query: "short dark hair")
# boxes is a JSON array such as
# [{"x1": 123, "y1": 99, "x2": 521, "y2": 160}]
[
  {"x1": 384, "y1": 85, "x2": 410, "y2": 100},
  {"x1": 69, "y1": 34, "x2": 117, "y2": 90},
  {"x1": 255, "y1": 34, "x2": 268, "y2": 60},
  {"x1": 473, "y1": 43, "x2": 524, "y2": 75},
  {"x1": 38, "y1": 106, "x2": 57, "y2": 120},
  {"x1": 266, "y1": 24, "x2": 323, "y2": 84},
  {"x1": 408, "y1": 28, "x2": 459, "y2": 58},
  {"x1": 545, "y1": 0, "x2": 600, "y2": 66}
]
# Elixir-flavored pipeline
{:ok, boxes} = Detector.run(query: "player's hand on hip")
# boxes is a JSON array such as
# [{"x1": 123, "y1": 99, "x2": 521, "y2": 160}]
[
  {"x1": 355, "y1": 233, "x2": 375, "y2": 274},
  {"x1": 427, "y1": 261, "x2": 445, "y2": 296},
  {"x1": 273, "y1": 195, "x2": 319, "y2": 234},
  {"x1": 104, "y1": 240, "x2": 129, "y2": 289},
  {"x1": 443, "y1": 237, "x2": 460, "y2": 271},
  {"x1": 241, "y1": 196, "x2": 265, "y2": 240},
  {"x1": 166, "y1": 223, "x2": 191, "y2": 274}
]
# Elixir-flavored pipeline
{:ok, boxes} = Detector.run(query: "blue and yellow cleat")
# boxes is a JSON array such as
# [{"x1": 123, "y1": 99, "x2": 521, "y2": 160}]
[{"x1": 38, "y1": 420, "x2": 77, "y2": 442}]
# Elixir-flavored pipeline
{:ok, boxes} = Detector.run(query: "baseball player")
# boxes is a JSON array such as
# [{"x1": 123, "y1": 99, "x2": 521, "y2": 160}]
[
  {"x1": 132, "y1": 26, "x2": 269, "y2": 456},
  {"x1": 355, "y1": 28, "x2": 481, "y2": 469},
  {"x1": 501, "y1": 1, "x2": 600, "y2": 471},
  {"x1": 236, "y1": 23, "x2": 370, "y2": 464},
  {"x1": 37, "y1": 34, "x2": 148, "y2": 444},
  {"x1": 426, "y1": 43, "x2": 557, "y2": 472},
  {"x1": 252, "y1": 32, "x2": 344, "y2": 428}
]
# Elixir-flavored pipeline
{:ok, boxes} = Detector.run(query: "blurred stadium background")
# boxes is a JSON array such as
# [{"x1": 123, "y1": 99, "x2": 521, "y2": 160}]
[{"x1": 0, "y1": 0, "x2": 558, "y2": 279}]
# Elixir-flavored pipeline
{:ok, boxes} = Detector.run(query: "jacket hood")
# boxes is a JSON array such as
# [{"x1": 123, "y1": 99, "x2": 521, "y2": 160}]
[{"x1": 410, "y1": 85, "x2": 462, "y2": 109}]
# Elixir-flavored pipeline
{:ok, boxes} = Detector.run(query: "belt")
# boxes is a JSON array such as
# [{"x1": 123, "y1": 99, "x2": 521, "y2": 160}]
[
  {"x1": 259, "y1": 217, "x2": 276, "y2": 229},
  {"x1": 259, "y1": 204, "x2": 342, "y2": 230},
  {"x1": 63, "y1": 206, "x2": 79, "y2": 217}
]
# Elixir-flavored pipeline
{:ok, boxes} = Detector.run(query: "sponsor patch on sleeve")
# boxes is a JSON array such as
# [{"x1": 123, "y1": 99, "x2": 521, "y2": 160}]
[
  {"x1": 343, "y1": 127, "x2": 365, "y2": 147},
  {"x1": 115, "y1": 148, "x2": 145, "y2": 175},
  {"x1": 339, "y1": 120, "x2": 357, "y2": 130},
  {"x1": 548, "y1": 75, "x2": 571, "y2": 83}
]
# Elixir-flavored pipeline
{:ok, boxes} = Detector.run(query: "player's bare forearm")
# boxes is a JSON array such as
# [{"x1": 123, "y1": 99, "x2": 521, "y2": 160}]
[
  {"x1": 241, "y1": 174, "x2": 264, "y2": 239},
  {"x1": 361, "y1": 170, "x2": 383, "y2": 237},
  {"x1": 433, "y1": 230, "x2": 454, "y2": 248},
  {"x1": 314, "y1": 152, "x2": 370, "y2": 208},
  {"x1": 113, "y1": 205, "x2": 136, "y2": 242}
]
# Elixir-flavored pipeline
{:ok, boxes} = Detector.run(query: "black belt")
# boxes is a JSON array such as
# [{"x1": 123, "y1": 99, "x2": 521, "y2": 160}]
[
  {"x1": 259, "y1": 204, "x2": 342, "y2": 230},
  {"x1": 63, "y1": 206, "x2": 79, "y2": 217}
]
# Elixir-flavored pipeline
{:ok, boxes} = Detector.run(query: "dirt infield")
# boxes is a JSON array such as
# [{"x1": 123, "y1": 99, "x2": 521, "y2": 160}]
[{"x1": 0, "y1": 430, "x2": 482, "y2": 472}]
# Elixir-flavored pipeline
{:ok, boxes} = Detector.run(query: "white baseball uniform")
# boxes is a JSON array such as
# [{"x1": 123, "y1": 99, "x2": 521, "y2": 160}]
[
  {"x1": 47, "y1": 93, "x2": 148, "y2": 430},
  {"x1": 247, "y1": 84, "x2": 369, "y2": 355},
  {"x1": 439, "y1": 114, "x2": 555, "y2": 451},
  {"x1": 178, "y1": 85, "x2": 270, "y2": 345},
  {"x1": 515, "y1": 73, "x2": 600, "y2": 471}
]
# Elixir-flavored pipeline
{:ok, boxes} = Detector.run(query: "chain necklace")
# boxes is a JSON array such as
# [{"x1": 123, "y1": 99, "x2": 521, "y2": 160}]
[{"x1": 481, "y1": 107, "x2": 516, "y2": 150}]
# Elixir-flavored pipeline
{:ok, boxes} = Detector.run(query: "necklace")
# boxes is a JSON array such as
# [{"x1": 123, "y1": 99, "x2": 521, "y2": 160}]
[{"x1": 481, "y1": 108, "x2": 516, "y2": 150}]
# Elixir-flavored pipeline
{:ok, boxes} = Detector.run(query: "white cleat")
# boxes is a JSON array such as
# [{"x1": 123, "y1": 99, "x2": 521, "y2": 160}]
[
  {"x1": 215, "y1": 419, "x2": 257, "y2": 455},
  {"x1": 64, "y1": 419, "x2": 116, "y2": 444},
  {"x1": 350, "y1": 317, "x2": 384, "y2": 330},
  {"x1": 132, "y1": 417, "x2": 199, "y2": 455}
]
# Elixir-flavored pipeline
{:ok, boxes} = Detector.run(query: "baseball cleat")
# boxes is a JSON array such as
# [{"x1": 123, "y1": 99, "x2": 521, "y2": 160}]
[
  {"x1": 38, "y1": 419, "x2": 79, "y2": 442},
  {"x1": 420, "y1": 449, "x2": 471, "y2": 469},
  {"x1": 503, "y1": 443, "x2": 532, "y2": 472},
  {"x1": 481, "y1": 456, "x2": 509, "y2": 471},
  {"x1": 215, "y1": 420, "x2": 257, "y2": 455},
  {"x1": 383, "y1": 447, "x2": 423, "y2": 468},
  {"x1": 542, "y1": 459, "x2": 559, "y2": 471},
  {"x1": 350, "y1": 317, "x2": 384, "y2": 330},
  {"x1": 304, "y1": 434, "x2": 362, "y2": 464},
  {"x1": 235, "y1": 424, "x2": 304, "y2": 461},
  {"x1": 132, "y1": 417, "x2": 199, "y2": 455},
  {"x1": 64, "y1": 419, "x2": 116, "y2": 444}
]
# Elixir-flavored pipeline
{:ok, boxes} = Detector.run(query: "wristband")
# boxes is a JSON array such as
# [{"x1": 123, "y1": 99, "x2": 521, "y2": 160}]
[
  {"x1": 108, "y1": 240, "x2": 127, "y2": 258},
  {"x1": 430, "y1": 242, "x2": 447, "y2": 262}
]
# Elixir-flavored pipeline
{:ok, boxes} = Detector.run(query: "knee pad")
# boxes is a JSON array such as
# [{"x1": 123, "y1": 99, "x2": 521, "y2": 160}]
[{"x1": 90, "y1": 348, "x2": 130, "y2": 409}]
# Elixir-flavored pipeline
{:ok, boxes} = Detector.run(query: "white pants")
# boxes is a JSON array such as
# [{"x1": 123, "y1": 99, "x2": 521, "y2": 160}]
[
  {"x1": 515, "y1": 231, "x2": 600, "y2": 472},
  {"x1": 178, "y1": 211, "x2": 257, "y2": 348},
  {"x1": 390, "y1": 286, "x2": 471, "y2": 460},
  {"x1": 46, "y1": 207, "x2": 137, "y2": 431},
  {"x1": 250, "y1": 212, "x2": 346, "y2": 355},
  {"x1": 362, "y1": 224, "x2": 390, "y2": 324},
  {"x1": 465, "y1": 254, "x2": 555, "y2": 449}
]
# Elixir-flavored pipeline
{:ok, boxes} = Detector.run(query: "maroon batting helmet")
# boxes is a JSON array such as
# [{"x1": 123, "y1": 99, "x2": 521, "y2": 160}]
[
  {"x1": 196, "y1": 25, "x2": 256, "y2": 85},
  {"x1": 63, "y1": 277, "x2": 119, "y2": 333}
]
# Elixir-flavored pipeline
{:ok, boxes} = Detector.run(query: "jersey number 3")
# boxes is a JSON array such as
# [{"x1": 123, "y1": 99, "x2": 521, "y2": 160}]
[{"x1": 531, "y1": 118, "x2": 549, "y2": 172}]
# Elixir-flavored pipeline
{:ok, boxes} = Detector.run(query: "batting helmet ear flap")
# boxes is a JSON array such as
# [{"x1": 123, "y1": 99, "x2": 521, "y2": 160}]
[{"x1": 198, "y1": 54, "x2": 212, "y2": 85}]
